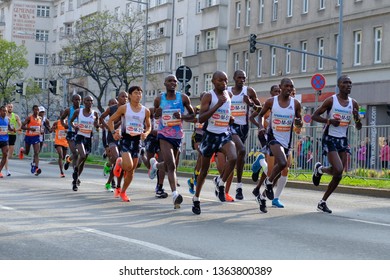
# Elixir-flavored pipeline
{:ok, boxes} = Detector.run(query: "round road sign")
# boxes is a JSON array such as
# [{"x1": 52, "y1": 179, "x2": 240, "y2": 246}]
[
  {"x1": 175, "y1": 65, "x2": 192, "y2": 83},
  {"x1": 311, "y1": 73, "x2": 326, "y2": 91}
]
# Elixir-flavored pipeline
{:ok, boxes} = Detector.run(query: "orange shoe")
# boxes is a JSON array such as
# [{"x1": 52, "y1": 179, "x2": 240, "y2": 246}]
[
  {"x1": 114, "y1": 188, "x2": 121, "y2": 198},
  {"x1": 113, "y1": 157, "x2": 122, "y2": 177},
  {"x1": 19, "y1": 147, "x2": 24, "y2": 160},
  {"x1": 225, "y1": 193, "x2": 235, "y2": 202},
  {"x1": 120, "y1": 192, "x2": 130, "y2": 202},
  {"x1": 0, "y1": 172, "x2": 3, "y2": 178}
]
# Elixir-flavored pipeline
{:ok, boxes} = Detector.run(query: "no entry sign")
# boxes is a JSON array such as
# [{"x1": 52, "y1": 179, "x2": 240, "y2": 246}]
[{"x1": 311, "y1": 73, "x2": 326, "y2": 91}]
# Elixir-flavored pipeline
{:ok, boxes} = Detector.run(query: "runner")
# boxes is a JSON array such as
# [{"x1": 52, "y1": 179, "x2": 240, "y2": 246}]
[
  {"x1": 4, "y1": 103, "x2": 22, "y2": 176},
  {"x1": 0, "y1": 105, "x2": 14, "y2": 178},
  {"x1": 50, "y1": 112, "x2": 69, "y2": 178}
]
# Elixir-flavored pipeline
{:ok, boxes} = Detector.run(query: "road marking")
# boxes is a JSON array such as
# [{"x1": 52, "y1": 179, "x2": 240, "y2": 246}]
[
  {"x1": 77, "y1": 227, "x2": 202, "y2": 260},
  {"x1": 349, "y1": 218, "x2": 390, "y2": 227},
  {"x1": 0, "y1": 205, "x2": 15, "y2": 210}
]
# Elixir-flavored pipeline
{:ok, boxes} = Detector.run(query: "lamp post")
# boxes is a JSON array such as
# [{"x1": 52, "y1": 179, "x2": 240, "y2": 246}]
[{"x1": 128, "y1": 0, "x2": 148, "y2": 105}]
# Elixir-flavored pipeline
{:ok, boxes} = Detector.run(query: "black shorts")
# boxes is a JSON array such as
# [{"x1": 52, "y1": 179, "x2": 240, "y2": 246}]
[
  {"x1": 66, "y1": 131, "x2": 77, "y2": 142},
  {"x1": 268, "y1": 140, "x2": 290, "y2": 157},
  {"x1": 191, "y1": 132, "x2": 203, "y2": 150},
  {"x1": 0, "y1": 141, "x2": 9, "y2": 148},
  {"x1": 120, "y1": 135, "x2": 141, "y2": 158},
  {"x1": 8, "y1": 134, "x2": 16, "y2": 146},
  {"x1": 144, "y1": 134, "x2": 159, "y2": 154},
  {"x1": 322, "y1": 135, "x2": 350, "y2": 156},
  {"x1": 199, "y1": 131, "x2": 232, "y2": 158},
  {"x1": 75, "y1": 135, "x2": 92, "y2": 154},
  {"x1": 157, "y1": 134, "x2": 182, "y2": 151},
  {"x1": 230, "y1": 123, "x2": 249, "y2": 143}
]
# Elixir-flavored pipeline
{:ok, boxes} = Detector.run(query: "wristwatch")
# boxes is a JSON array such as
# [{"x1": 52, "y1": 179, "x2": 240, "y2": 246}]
[{"x1": 111, "y1": 130, "x2": 116, "y2": 135}]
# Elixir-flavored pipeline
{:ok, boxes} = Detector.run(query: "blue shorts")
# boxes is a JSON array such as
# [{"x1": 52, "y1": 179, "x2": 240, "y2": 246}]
[
  {"x1": 25, "y1": 135, "x2": 40, "y2": 145},
  {"x1": 230, "y1": 123, "x2": 249, "y2": 143},
  {"x1": 199, "y1": 131, "x2": 232, "y2": 158},
  {"x1": 144, "y1": 134, "x2": 159, "y2": 154},
  {"x1": 157, "y1": 134, "x2": 182, "y2": 151},
  {"x1": 0, "y1": 141, "x2": 8, "y2": 148},
  {"x1": 120, "y1": 135, "x2": 141, "y2": 158},
  {"x1": 322, "y1": 135, "x2": 350, "y2": 156},
  {"x1": 66, "y1": 131, "x2": 77, "y2": 142}
]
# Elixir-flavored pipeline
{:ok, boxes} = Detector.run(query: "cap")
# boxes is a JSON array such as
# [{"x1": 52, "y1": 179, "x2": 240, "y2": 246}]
[{"x1": 38, "y1": 106, "x2": 45, "y2": 112}]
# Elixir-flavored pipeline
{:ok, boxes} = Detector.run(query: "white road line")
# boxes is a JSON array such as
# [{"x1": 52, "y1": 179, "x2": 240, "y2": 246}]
[
  {"x1": 77, "y1": 227, "x2": 202, "y2": 260},
  {"x1": 0, "y1": 205, "x2": 15, "y2": 210},
  {"x1": 349, "y1": 218, "x2": 390, "y2": 227}
]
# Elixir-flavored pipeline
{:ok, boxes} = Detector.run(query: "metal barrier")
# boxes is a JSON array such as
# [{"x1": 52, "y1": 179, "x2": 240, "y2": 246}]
[{"x1": 13, "y1": 125, "x2": 390, "y2": 180}]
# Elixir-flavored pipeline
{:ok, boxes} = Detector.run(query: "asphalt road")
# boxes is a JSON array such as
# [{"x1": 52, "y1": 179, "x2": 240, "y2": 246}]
[{"x1": 1, "y1": 159, "x2": 389, "y2": 260}]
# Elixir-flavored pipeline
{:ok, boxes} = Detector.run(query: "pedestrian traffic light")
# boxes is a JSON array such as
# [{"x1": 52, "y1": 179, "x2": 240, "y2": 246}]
[
  {"x1": 15, "y1": 82, "x2": 24, "y2": 95},
  {"x1": 49, "y1": 80, "x2": 57, "y2": 94},
  {"x1": 184, "y1": 84, "x2": 191, "y2": 96},
  {"x1": 249, "y1": 34, "x2": 257, "y2": 53}
]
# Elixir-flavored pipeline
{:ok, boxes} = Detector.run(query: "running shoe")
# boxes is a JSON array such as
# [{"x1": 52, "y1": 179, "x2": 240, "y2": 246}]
[
  {"x1": 148, "y1": 158, "x2": 157, "y2": 179},
  {"x1": 213, "y1": 176, "x2": 220, "y2": 187},
  {"x1": 105, "y1": 183, "x2": 114, "y2": 192},
  {"x1": 215, "y1": 185, "x2": 226, "y2": 202},
  {"x1": 235, "y1": 187, "x2": 244, "y2": 200},
  {"x1": 155, "y1": 187, "x2": 168, "y2": 198},
  {"x1": 272, "y1": 198, "x2": 285, "y2": 208},
  {"x1": 251, "y1": 152, "x2": 265, "y2": 173},
  {"x1": 6, "y1": 170, "x2": 11, "y2": 177},
  {"x1": 113, "y1": 157, "x2": 122, "y2": 178},
  {"x1": 19, "y1": 147, "x2": 24, "y2": 160},
  {"x1": 60, "y1": 173, "x2": 65, "y2": 178},
  {"x1": 187, "y1": 178, "x2": 195, "y2": 194},
  {"x1": 77, "y1": 179, "x2": 81, "y2": 186},
  {"x1": 0, "y1": 172, "x2": 3, "y2": 178},
  {"x1": 317, "y1": 201, "x2": 332, "y2": 213},
  {"x1": 312, "y1": 162, "x2": 323, "y2": 186},
  {"x1": 192, "y1": 199, "x2": 201, "y2": 215},
  {"x1": 30, "y1": 163, "x2": 36, "y2": 174},
  {"x1": 34, "y1": 168, "x2": 41, "y2": 176},
  {"x1": 259, "y1": 199, "x2": 268, "y2": 213},
  {"x1": 251, "y1": 170, "x2": 260, "y2": 182},
  {"x1": 252, "y1": 187, "x2": 260, "y2": 198},
  {"x1": 264, "y1": 178, "x2": 274, "y2": 200},
  {"x1": 103, "y1": 162, "x2": 111, "y2": 176},
  {"x1": 72, "y1": 182, "x2": 78, "y2": 191},
  {"x1": 120, "y1": 192, "x2": 130, "y2": 202},
  {"x1": 64, "y1": 155, "x2": 71, "y2": 172},
  {"x1": 225, "y1": 193, "x2": 235, "y2": 202},
  {"x1": 172, "y1": 192, "x2": 183, "y2": 209},
  {"x1": 114, "y1": 187, "x2": 121, "y2": 198}
]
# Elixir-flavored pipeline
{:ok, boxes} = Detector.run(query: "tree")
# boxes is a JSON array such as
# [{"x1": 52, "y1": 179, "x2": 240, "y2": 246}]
[
  {"x1": 62, "y1": 10, "x2": 155, "y2": 112},
  {"x1": 0, "y1": 39, "x2": 29, "y2": 103}
]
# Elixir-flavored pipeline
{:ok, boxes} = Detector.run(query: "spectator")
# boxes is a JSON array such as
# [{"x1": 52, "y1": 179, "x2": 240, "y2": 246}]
[
  {"x1": 380, "y1": 139, "x2": 389, "y2": 170},
  {"x1": 357, "y1": 140, "x2": 367, "y2": 168}
]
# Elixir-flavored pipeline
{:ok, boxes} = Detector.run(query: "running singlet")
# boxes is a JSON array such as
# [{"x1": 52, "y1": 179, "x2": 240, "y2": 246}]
[
  {"x1": 68, "y1": 105, "x2": 84, "y2": 132},
  {"x1": 26, "y1": 115, "x2": 42, "y2": 136},
  {"x1": 8, "y1": 113, "x2": 18, "y2": 135},
  {"x1": 269, "y1": 95, "x2": 295, "y2": 149},
  {"x1": 54, "y1": 120, "x2": 69, "y2": 147},
  {"x1": 0, "y1": 116, "x2": 9, "y2": 142},
  {"x1": 77, "y1": 108, "x2": 95, "y2": 138},
  {"x1": 228, "y1": 86, "x2": 248, "y2": 125},
  {"x1": 158, "y1": 92, "x2": 184, "y2": 139},
  {"x1": 326, "y1": 95, "x2": 353, "y2": 138},
  {"x1": 206, "y1": 90, "x2": 231, "y2": 134},
  {"x1": 124, "y1": 103, "x2": 146, "y2": 136}
]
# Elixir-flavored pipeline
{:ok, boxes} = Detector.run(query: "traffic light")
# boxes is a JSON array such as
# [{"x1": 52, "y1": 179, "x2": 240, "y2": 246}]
[
  {"x1": 15, "y1": 82, "x2": 24, "y2": 95},
  {"x1": 184, "y1": 84, "x2": 191, "y2": 96},
  {"x1": 49, "y1": 80, "x2": 57, "y2": 94},
  {"x1": 249, "y1": 34, "x2": 257, "y2": 53}
]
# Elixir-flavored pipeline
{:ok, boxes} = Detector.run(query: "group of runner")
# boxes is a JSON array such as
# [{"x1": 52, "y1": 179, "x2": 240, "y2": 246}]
[{"x1": 0, "y1": 71, "x2": 362, "y2": 215}]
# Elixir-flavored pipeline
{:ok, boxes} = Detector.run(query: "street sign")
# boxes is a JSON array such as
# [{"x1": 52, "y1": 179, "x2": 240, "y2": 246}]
[
  {"x1": 311, "y1": 73, "x2": 326, "y2": 91},
  {"x1": 176, "y1": 65, "x2": 192, "y2": 83},
  {"x1": 303, "y1": 114, "x2": 312, "y2": 124}
]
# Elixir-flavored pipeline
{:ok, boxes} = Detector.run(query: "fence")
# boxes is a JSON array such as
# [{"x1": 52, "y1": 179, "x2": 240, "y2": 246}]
[{"x1": 14, "y1": 124, "x2": 390, "y2": 180}]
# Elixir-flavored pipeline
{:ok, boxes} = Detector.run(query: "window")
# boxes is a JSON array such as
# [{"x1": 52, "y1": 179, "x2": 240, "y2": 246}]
[
  {"x1": 235, "y1": 2, "x2": 241, "y2": 29},
  {"x1": 302, "y1": 0, "x2": 308, "y2": 13},
  {"x1": 353, "y1": 30, "x2": 362, "y2": 65},
  {"x1": 272, "y1": 0, "x2": 278, "y2": 21},
  {"x1": 195, "y1": 35, "x2": 200, "y2": 53},
  {"x1": 234, "y1": 52, "x2": 239, "y2": 71},
  {"x1": 37, "y1": 5, "x2": 50, "y2": 17},
  {"x1": 193, "y1": 76, "x2": 199, "y2": 96},
  {"x1": 259, "y1": 0, "x2": 264, "y2": 23},
  {"x1": 205, "y1": 30, "x2": 215, "y2": 50},
  {"x1": 285, "y1": 44, "x2": 291, "y2": 74},
  {"x1": 318, "y1": 38, "x2": 324, "y2": 70},
  {"x1": 177, "y1": 18, "x2": 184, "y2": 35},
  {"x1": 60, "y1": 2, "x2": 65, "y2": 15},
  {"x1": 35, "y1": 54, "x2": 48, "y2": 66},
  {"x1": 126, "y1": 3, "x2": 131, "y2": 16},
  {"x1": 301, "y1": 41, "x2": 307, "y2": 72},
  {"x1": 257, "y1": 49, "x2": 263, "y2": 77},
  {"x1": 206, "y1": 0, "x2": 216, "y2": 7},
  {"x1": 196, "y1": 0, "x2": 202, "y2": 14},
  {"x1": 36, "y1": 30, "x2": 49, "y2": 41},
  {"x1": 271, "y1": 47, "x2": 276, "y2": 76},
  {"x1": 374, "y1": 27, "x2": 382, "y2": 63},
  {"x1": 114, "y1": 7, "x2": 120, "y2": 19},
  {"x1": 336, "y1": 0, "x2": 341, "y2": 6},
  {"x1": 68, "y1": 0, "x2": 73, "y2": 11},
  {"x1": 157, "y1": 22, "x2": 165, "y2": 37},
  {"x1": 65, "y1": 23, "x2": 73, "y2": 36},
  {"x1": 287, "y1": 0, "x2": 293, "y2": 17},
  {"x1": 245, "y1": 0, "x2": 251, "y2": 26},
  {"x1": 156, "y1": 56, "x2": 164, "y2": 72},
  {"x1": 176, "y1": 52, "x2": 183, "y2": 68},
  {"x1": 35, "y1": 78, "x2": 46, "y2": 90},
  {"x1": 204, "y1": 73, "x2": 213, "y2": 92},
  {"x1": 319, "y1": 0, "x2": 325, "y2": 10},
  {"x1": 244, "y1": 51, "x2": 249, "y2": 74}
]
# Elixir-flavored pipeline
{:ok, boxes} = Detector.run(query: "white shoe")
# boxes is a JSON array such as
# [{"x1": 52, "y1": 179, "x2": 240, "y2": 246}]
[
  {"x1": 148, "y1": 158, "x2": 157, "y2": 179},
  {"x1": 172, "y1": 192, "x2": 183, "y2": 209},
  {"x1": 6, "y1": 170, "x2": 11, "y2": 176}
]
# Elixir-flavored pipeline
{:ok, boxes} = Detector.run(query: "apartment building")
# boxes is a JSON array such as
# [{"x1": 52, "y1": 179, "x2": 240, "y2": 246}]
[{"x1": 228, "y1": 0, "x2": 390, "y2": 125}]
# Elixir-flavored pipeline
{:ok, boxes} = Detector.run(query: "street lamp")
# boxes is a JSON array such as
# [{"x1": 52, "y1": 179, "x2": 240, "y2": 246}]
[{"x1": 127, "y1": 0, "x2": 148, "y2": 105}]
